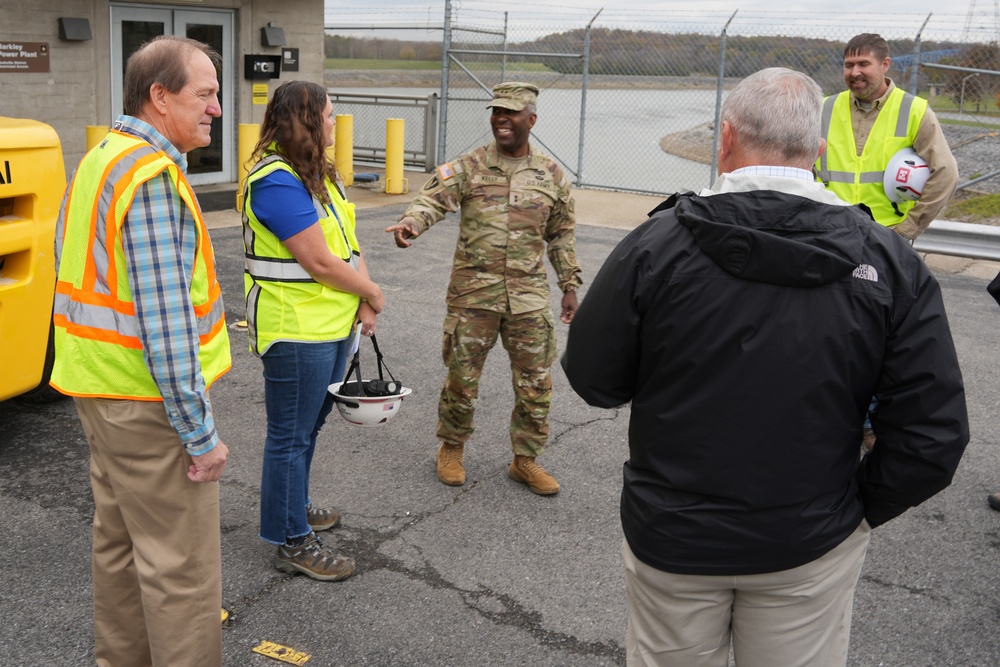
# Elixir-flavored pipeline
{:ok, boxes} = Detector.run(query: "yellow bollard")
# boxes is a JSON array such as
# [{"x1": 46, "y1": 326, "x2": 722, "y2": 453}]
[
  {"x1": 333, "y1": 114, "x2": 354, "y2": 187},
  {"x1": 237, "y1": 123, "x2": 260, "y2": 212},
  {"x1": 86, "y1": 125, "x2": 108, "y2": 151},
  {"x1": 384, "y1": 118, "x2": 407, "y2": 195}
]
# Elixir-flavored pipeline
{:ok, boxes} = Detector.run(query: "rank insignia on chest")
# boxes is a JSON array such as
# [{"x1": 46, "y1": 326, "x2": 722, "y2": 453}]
[{"x1": 438, "y1": 162, "x2": 455, "y2": 181}]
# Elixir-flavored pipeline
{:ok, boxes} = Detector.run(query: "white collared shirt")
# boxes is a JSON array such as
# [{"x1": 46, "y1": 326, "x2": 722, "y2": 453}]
[{"x1": 700, "y1": 165, "x2": 852, "y2": 207}]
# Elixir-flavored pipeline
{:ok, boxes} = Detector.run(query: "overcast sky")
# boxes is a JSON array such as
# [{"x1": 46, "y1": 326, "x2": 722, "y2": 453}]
[{"x1": 325, "y1": 1, "x2": 993, "y2": 43}]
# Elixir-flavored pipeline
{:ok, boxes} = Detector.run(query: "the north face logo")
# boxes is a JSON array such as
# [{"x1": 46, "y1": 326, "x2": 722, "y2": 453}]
[{"x1": 853, "y1": 264, "x2": 878, "y2": 282}]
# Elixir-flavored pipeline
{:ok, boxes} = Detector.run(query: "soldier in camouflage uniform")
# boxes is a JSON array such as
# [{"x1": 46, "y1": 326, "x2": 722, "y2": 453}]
[{"x1": 386, "y1": 82, "x2": 582, "y2": 495}]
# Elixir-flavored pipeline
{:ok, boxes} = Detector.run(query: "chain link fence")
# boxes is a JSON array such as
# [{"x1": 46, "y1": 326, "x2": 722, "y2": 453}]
[{"x1": 325, "y1": 6, "x2": 1000, "y2": 196}]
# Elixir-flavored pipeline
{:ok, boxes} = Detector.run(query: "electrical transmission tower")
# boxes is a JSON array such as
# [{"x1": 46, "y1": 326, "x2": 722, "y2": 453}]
[{"x1": 962, "y1": 0, "x2": 1000, "y2": 43}]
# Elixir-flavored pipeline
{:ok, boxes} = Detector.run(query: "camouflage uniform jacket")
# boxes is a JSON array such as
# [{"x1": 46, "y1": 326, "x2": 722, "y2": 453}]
[{"x1": 403, "y1": 141, "x2": 582, "y2": 314}]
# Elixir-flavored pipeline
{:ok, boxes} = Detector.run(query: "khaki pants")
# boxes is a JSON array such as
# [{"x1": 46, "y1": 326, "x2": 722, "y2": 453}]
[
  {"x1": 623, "y1": 521, "x2": 870, "y2": 667},
  {"x1": 76, "y1": 398, "x2": 222, "y2": 667}
]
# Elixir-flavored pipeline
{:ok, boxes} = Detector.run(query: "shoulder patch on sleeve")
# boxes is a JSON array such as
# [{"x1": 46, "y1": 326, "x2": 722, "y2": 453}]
[{"x1": 437, "y1": 162, "x2": 455, "y2": 181}]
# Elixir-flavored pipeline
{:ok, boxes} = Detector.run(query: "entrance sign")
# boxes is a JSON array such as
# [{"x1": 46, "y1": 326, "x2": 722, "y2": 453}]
[{"x1": 0, "y1": 42, "x2": 50, "y2": 72}]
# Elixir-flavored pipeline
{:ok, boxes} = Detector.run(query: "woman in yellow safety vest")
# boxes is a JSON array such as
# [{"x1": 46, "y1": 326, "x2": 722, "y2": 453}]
[{"x1": 243, "y1": 80, "x2": 385, "y2": 581}]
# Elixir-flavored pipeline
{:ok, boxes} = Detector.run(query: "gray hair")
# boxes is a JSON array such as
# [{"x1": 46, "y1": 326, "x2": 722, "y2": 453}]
[{"x1": 720, "y1": 67, "x2": 823, "y2": 164}]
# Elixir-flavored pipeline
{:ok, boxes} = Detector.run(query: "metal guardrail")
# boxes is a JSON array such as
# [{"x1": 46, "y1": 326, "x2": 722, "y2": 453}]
[
  {"x1": 327, "y1": 91, "x2": 439, "y2": 172},
  {"x1": 915, "y1": 220, "x2": 1000, "y2": 261}
]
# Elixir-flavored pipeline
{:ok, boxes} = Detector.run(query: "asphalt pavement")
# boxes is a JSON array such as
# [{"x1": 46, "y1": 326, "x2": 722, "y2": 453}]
[{"x1": 2, "y1": 182, "x2": 1000, "y2": 666}]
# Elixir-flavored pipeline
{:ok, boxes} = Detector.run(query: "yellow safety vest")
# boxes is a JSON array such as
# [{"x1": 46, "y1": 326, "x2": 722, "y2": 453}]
[
  {"x1": 817, "y1": 87, "x2": 927, "y2": 226},
  {"x1": 242, "y1": 154, "x2": 362, "y2": 356},
  {"x1": 51, "y1": 130, "x2": 231, "y2": 399}
]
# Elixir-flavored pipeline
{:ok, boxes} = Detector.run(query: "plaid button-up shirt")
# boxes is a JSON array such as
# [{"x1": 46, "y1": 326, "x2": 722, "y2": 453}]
[{"x1": 61, "y1": 115, "x2": 221, "y2": 455}]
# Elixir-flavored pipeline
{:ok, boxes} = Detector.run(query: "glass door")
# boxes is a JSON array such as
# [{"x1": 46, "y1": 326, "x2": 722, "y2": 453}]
[{"x1": 110, "y1": 5, "x2": 235, "y2": 185}]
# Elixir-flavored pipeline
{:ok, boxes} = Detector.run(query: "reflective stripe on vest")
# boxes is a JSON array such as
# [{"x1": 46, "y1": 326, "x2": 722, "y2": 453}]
[
  {"x1": 817, "y1": 88, "x2": 926, "y2": 226},
  {"x1": 242, "y1": 154, "x2": 362, "y2": 356},
  {"x1": 51, "y1": 130, "x2": 231, "y2": 399}
]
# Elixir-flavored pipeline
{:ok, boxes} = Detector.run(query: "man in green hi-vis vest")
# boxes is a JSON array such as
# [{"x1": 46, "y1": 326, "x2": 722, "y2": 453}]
[{"x1": 817, "y1": 33, "x2": 958, "y2": 241}]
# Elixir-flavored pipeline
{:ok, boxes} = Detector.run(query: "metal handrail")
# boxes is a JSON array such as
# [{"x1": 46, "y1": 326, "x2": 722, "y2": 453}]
[
  {"x1": 327, "y1": 91, "x2": 439, "y2": 172},
  {"x1": 914, "y1": 220, "x2": 1000, "y2": 261}
]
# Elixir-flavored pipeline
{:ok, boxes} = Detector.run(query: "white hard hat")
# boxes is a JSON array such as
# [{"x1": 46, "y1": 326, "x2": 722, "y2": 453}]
[
  {"x1": 883, "y1": 147, "x2": 930, "y2": 203},
  {"x1": 329, "y1": 381, "x2": 412, "y2": 428}
]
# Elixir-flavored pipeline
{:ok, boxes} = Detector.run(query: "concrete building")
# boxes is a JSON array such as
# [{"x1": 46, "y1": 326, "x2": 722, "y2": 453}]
[{"x1": 0, "y1": 0, "x2": 324, "y2": 185}]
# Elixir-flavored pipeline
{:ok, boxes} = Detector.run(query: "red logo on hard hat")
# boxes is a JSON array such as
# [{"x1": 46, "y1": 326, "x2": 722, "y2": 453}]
[{"x1": 896, "y1": 167, "x2": 910, "y2": 184}]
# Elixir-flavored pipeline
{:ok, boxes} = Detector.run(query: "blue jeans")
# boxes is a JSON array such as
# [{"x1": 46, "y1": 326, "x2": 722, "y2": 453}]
[{"x1": 259, "y1": 340, "x2": 349, "y2": 545}]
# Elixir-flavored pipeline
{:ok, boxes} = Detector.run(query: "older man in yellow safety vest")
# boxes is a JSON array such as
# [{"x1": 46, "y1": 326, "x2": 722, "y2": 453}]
[{"x1": 51, "y1": 35, "x2": 231, "y2": 667}]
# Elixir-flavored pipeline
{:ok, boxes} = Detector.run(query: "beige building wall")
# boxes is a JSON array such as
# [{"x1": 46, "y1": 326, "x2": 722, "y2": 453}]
[
  {"x1": 0, "y1": 0, "x2": 102, "y2": 168},
  {"x1": 0, "y1": 0, "x2": 324, "y2": 180},
  {"x1": 232, "y1": 0, "x2": 326, "y2": 127}
]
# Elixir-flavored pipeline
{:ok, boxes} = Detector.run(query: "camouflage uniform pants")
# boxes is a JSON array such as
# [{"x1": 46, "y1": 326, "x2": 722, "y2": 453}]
[{"x1": 437, "y1": 306, "x2": 556, "y2": 457}]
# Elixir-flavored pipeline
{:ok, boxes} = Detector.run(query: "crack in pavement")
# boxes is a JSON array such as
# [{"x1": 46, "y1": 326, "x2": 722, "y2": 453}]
[
  {"x1": 460, "y1": 586, "x2": 625, "y2": 662},
  {"x1": 235, "y1": 480, "x2": 624, "y2": 663},
  {"x1": 335, "y1": 520, "x2": 625, "y2": 663},
  {"x1": 548, "y1": 408, "x2": 626, "y2": 445},
  {"x1": 861, "y1": 574, "x2": 953, "y2": 604}
]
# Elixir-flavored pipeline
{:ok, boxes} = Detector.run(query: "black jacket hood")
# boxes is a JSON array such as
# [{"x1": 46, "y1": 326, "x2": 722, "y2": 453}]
[{"x1": 668, "y1": 191, "x2": 872, "y2": 288}]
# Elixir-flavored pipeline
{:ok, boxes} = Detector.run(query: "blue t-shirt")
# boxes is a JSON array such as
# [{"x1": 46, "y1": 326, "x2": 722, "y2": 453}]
[{"x1": 249, "y1": 169, "x2": 320, "y2": 241}]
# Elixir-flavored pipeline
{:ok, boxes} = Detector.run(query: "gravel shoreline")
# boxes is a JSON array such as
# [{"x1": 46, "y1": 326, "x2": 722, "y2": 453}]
[{"x1": 943, "y1": 124, "x2": 1000, "y2": 196}]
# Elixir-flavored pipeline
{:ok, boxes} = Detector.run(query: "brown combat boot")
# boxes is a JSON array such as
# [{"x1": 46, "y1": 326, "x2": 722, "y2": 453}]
[
  {"x1": 436, "y1": 443, "x2": 465, "y2": 486},
  {"x1": 509, "y1": 455, "x2": 560, "y2": 495}
]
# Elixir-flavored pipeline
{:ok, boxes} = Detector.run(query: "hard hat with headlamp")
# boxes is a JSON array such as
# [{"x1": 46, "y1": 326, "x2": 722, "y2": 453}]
[{"x1": 328, "y1": 333, "x2": 411, "y2": 427}]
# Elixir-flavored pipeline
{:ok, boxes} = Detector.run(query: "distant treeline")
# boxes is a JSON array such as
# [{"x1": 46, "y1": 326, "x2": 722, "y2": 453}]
[
  {"x1": 325, "y1": 35, "x2": 442, "y2": 62},
  {"x1": 325, "y1": 30, "x2": 998, "y2": 100}
]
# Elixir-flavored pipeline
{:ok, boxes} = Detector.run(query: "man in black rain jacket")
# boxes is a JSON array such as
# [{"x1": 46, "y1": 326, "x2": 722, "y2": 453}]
[{"x1": 562, "y1": 67, "x2": 968, "y2": 667}]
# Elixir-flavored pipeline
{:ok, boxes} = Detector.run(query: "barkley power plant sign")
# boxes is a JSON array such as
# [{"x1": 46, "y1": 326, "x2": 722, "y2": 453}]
[{"x1": 0, "y1": 42, "x2": 50, "y2": 72}]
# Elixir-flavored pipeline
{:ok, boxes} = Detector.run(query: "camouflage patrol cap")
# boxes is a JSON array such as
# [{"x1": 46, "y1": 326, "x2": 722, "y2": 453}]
[{"x1": 487, "y1": 82, "x2": 539, "y2": 111}]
